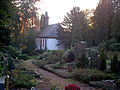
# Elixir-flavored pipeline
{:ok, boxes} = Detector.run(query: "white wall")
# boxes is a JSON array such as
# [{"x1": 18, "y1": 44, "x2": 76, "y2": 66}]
[
  {"x1": 46, "y1": 38, "x2": 58, "y2": 50},
  {"x1": 36, "y1": 38, "x2": 64, "y2": 50}
]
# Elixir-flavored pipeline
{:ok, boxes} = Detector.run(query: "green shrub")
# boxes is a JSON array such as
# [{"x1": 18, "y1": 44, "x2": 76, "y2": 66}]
[
  {"x1": 43, "y1": 65, "x2": 72, "y2": 78},
  {"x1": 76, "y1": 54, "x2": 88, "y2": 68},
  {"x1": 46, "y1": 55, "x2": 59, "y2": 64},
  {"x1": 99, "y1": 48, "x2": 107, "y2": 71},
  {"x1": 111, "y1": 54, "x2": 118, "y2": 73},
  {"x1": 8, "y1": 57, "x2": 14, "y2": 71},
  {"x1": 72, "y1": 69, "x2": 119, "y2": 83},
  {"x1": 38, "y1": 50, "x2": 64, "y2": 64},
  {"x1": 62, "y1": 49, "x2": 75, "y2": 63},
  {"x1": 18, "y1": 54, "x2": 29, "y2": 60},
  {"x1": 39, "y1": 51, "x2": 52, "y2": 60},
  {"x1": 51, "y1": 65, "x2": 61, "y2": 69},
  {"x1": 32, "y1": 60, "x2": 48, "y2": 68},
  {"x1": 14, "y1": 70, "x2": 36, "y2": 88},
  {"x1": 1, "y1": 45, "x2": 20, "y2": 59},
  {"x1": 29, "y1": 55, "x2": 39, "y2": 59},
  {"x1": 110, "y1": 43, "x2": 120, "y2": 51}
]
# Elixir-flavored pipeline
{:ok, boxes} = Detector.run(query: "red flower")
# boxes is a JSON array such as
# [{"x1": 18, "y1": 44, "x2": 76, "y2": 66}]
[{"x1": 65, "y1": 84, "x2": 80, "y2": 90}]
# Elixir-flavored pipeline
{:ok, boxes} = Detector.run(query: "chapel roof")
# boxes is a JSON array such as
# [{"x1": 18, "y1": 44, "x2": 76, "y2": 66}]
[{"x1": 37, "y1": 24, "x2": 61, "y2": 38}]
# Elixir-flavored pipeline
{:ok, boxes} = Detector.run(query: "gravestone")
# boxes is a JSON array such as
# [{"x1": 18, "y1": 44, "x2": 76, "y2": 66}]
[{"x1": 0, "y1": 76, "x2": 5, "y2": 90}]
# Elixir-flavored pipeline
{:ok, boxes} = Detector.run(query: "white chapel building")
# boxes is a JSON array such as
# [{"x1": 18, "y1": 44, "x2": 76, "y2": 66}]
[{"x1": 36, "y1": 12, "x2": 64, "y2": 50}]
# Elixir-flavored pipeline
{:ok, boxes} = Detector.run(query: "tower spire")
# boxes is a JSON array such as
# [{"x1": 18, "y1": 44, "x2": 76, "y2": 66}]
[{"x1": 40, "y1": 11, "x2": 49, "y2": 29}]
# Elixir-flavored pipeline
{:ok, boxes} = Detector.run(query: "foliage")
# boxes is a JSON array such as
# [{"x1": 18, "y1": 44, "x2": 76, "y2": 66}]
[
  {"x1": 58, "y1": 7, "x2": 88, "y2": 48},
  {"x1": 39, "y1": 50, "x2": 64, "y2": 64},
  {"x1": 92, "y1": 0, "x2": 120, "y2": 44},
  {"x1": 0, "y1": 45, "x2": 20, "y2": 74},
  {"x1": 54, "y1": 50, "x2": 64, "y2": 64},
  {"x1": 111, "y1": 12, "x2": 120, "y2": 42},
  {"x1": 14, "y1": 70, "x2": 36, "y2": 88},
  {"x1": 43, "y1": 64, "x2": 72, "y2": 78},
  {"x1": 63, "y1": 49, "x2": 75, "y2": 62},
  {"x1": 90, "y1": 81, "x2": 117, "y2": 90},
  {"x1": 13, "y1": 0, "x2": 40, "y2": 50},
  {"x1": 46, "y1": 55, "x2": 59, "y2": 64},
  {"x1": 28, "y1": 55, "x2": 39, "y2": 59},
  {"x1": 23, "y1": 29, "x2": 37, "y2": 55},
  {"x1": 7, "y1": 57, "x2": 14, "y2": 71},
  {"x1": 99, "y1": 43, "x2": 107, "y2": 71},
  {"x1": 105, "y1": 38, "x2": 117, "y2": 50},
  {"x1": 32, "y1": 60, "x2": 49, "y2": 68},
  {"x1": 72, "y1": 69, "x2": 119, "y2": 83},
  {"x1": 110, "y1": 43, "x2": 120, "y2": 52},
  {"x1": 0, "y1": 27, "x2": 11, "y2": 47},
  {"x1": 1, "y1": 45, "x2": 21, "y2": 59},
  {"x1": 0, "y1": 0, "x2": 22, "y2": 48},
  {"x1": 76, "y1": 54, "x2": 88, "y2": 68},
  {"x1": 39, "y1": 51, "x2": 52, "y2": 60},
  {"x1": 111, "y1": 54, "x2": 118, "y2": 73},
  {"x1": 18, "y1": 54, "x2": 29, "y2": 60}
]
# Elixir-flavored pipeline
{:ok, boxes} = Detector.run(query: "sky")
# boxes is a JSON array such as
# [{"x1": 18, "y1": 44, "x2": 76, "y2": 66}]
[{"x1": 35, "y1": 0, "x2": 99, "y2": 24}]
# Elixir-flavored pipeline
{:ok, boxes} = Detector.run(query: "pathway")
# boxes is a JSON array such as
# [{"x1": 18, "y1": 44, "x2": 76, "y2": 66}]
[{"x1": 19, "y1": 60, "x2": 102, "y2": 90}]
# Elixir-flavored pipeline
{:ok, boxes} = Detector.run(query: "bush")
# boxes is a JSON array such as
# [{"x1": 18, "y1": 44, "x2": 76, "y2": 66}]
[
  {"x1": 18, "y1": 54, "x2": 29, "y2": 60},
  {"x1": 38, "y1": 50, "x2": 64, "y2": 64},
  {"x1": 99, "y1": 48, "x2": 107, "y2": 71},
  {"x1": 29, "y1": 55, "x2": 39, "y2": 59},
  {"x1": 46, "y1": 55, "x2": 59, "y2": 64},
  {"x1": 43, "y1": 65, "x2": 72, "y2": 78},
  {"x1": 76, "y1": 54, "x2": 88, "y2": 68},
  {"x1": 111, "y1": 54, "x2": 118, "y2": 73},
  {"x1": 39, "y1": 51, "x2": 52, "y2": 60},
  {"x1": 51, "y1": 65, "x2": 61, "y2": 69},
  {"x1": 1, "y1": 45, "x2": 20, "y2": 59},
  {"x1": 32, "y1": 60, "x2": 49, "y2": 68},
  {"x1": 72, "y1": 69, "x2": 119, "y2": 83},
  {"x1": 8, "y1": 57, "x2": 14, "y2": 71},
  {"x1": 14, "y1": 70, "x2": 36, "y2": 88},
  {"x1": 110, "y1": 43, "x2": 120, "y2": 51}
]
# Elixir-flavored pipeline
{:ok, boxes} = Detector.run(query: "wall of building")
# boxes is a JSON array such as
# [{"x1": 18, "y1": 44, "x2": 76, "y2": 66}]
[{"x1": 36, "y1": 38, "x2": 64, "y2": 50}]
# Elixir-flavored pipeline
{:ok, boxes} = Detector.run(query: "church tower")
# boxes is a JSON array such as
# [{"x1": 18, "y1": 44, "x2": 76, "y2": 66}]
[
  {"x1": 45, "y1": 11, "x2": 49, "y2": 26},
  {"x1": 40, "y1": 11, "x2": 49, "y2": 28}
]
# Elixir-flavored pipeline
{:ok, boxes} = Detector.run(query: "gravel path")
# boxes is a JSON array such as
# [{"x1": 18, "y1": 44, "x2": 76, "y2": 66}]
[{"x1": 20, "y1": 60, "x2": 102, "y2": 90}]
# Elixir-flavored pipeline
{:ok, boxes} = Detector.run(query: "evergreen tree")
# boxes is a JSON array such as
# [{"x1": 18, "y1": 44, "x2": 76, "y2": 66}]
[
  {"x1": 111, "y1": 12, "x2": 120, "y2": 42},
  {"x1": 58, "y1": 7, "x2": 88, "y2": 48},
  {"x1": 13, "y1": 0, "x2": 40, "y2": 51},
  {"x1": 93, "y1": 0, "x2": 114, "y2": 44},
  {"x1": 24, "y1": 28, "x2": 36, "y2": 54},
  {"x1": 0, "y1": 0, "x2": 19, "y2": 47},
  {"x1": 92, "y1": 0, "x2": 120, "y2": 44}
]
